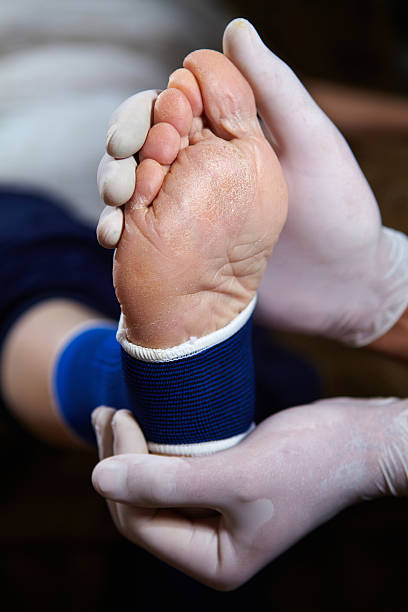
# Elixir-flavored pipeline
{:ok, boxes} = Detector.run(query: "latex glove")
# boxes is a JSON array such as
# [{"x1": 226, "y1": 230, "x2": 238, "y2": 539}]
[
  {"x1": 222, "y1": 19, "x2": 408, "y2": 346},
  {"x1": 92, "y1": 398, "x2": 408, "y2": 590},
  {"x1": 96, "y1": 89, "x2": 159, "y2": 247}
]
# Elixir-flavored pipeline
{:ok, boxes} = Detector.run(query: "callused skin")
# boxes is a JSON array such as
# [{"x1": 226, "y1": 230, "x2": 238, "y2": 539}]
[{"x1": 113, "y1": 50, "x2": 288, "y2": 349}]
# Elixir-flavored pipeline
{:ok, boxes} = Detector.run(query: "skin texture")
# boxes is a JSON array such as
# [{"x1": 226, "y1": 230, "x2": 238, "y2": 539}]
[
  {"x1": 112, "y1": 50, "x2": 287, "y2": 348},
  {"x1": 92, "y1": 398, "x2": 408, "y2": 590}
]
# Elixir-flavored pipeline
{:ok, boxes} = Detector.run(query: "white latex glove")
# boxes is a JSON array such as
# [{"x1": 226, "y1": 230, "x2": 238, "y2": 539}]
[
  {"x1": 92, "y1": 399, "x2": 408, "y2": 590},
  {"x1": 97, "y1": 18, "x2": 408, "y2": 347},
  {"x1": 96, "y1": 89, "x2": 159, "y2": 247},
  {"x1": 222, "y1": 19, "x2": 408, "y2": 346}
]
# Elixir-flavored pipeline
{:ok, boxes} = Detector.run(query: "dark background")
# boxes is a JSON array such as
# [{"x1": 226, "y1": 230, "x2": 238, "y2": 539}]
[
  {"x1": 1, "y1": 1, "x2": 408, "y2": 610},
  {"x1": 228, "y1": 0, "x2": 408, "y2": 93}
]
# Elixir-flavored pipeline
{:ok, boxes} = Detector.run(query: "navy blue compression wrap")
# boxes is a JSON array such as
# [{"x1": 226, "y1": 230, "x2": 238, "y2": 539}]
[
  {"x1": 121, "y1": 315, "x2": 255, "y2": 446},
  {"x1": 55, "y1": 326, "x2": 131, "y2": 444}
]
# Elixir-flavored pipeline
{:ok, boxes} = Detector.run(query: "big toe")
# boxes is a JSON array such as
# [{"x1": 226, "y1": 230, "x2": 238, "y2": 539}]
[{"x1": 183, "y1": 49, "x2": 260, "y2": 140}]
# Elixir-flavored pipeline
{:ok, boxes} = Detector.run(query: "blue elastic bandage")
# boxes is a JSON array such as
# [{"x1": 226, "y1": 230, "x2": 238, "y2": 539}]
[
  {"x1": 121, "y1": 315, "x2": 255, "y2": 448},
  {"x1": 55, "y1": 315, "x2": 254, "y2": 449},
  {"x1": 54, "y1": 326, "x2": 131, "y2": 444}
]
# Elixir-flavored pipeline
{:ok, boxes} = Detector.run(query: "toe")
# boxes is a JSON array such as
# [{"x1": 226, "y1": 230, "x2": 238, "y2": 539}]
[
  {"x1": 130, "y1": 158, "x2": 164, "y2": 208},
  {"x1": 154, "y1": 88, "x2": 193, "y2": 138},
  {"x1": 183, "y1": 49, "x2": 260, "y2": 140},
  {"x1": 139, "y1": 122, "x2": 180, "y2": 165},
  {"x1": 168, "y1": 68, "x2": 203, "y2": 117}
]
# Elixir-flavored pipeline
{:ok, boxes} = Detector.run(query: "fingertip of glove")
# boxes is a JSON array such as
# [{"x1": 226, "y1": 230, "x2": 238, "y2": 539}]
[
  {"x1": 106, "y1": 89, "x2": 160, "y2": 158},
  {"x1": 105, "y1": 123, "x2": 118, "y2": 155},
  {"x1": 225, "y1": 17, "x2": 252, "y2": 32},
  {"x1": 223, "y1": 18, "x2": 255, "y2": 51},
  {"x1": 97, "y1": 155, "x2": 136, "y2": 207},
  {"x1": 97, "y1": 206, "x2": 124, "y2": 249}
]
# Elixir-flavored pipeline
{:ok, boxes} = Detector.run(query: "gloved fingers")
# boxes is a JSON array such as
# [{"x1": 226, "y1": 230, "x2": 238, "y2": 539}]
[
  {"x1": 97, "y1": 153, "x2": 136, "y2": 206},
  {"x1": 114, "y1": 503, "x2": 229, "y2": 590},
  {"x1": 223, "y1": 19, "x2": 328, "y2": 153},
  {"x1": 97, "y1": 205, "x2": 124, "y2": 249},
  {"x1": 91, "y1": 406, "x2": 116, "y2": 460},
  {"x1": 93, "y1": 410, "x2": 233, "y2": 589},
  {"x1": 91, "y1": 406, "x2": 121, "y2": 529},
  {"x1": 92, "y1": 451, "x2": 222, "y2": 510},
  {"x1": 106, "y1": 89, "x2": 160, "y2": 159},
  {"x1": 111, "y1": 409, "x2": 148, "y2": 455}
]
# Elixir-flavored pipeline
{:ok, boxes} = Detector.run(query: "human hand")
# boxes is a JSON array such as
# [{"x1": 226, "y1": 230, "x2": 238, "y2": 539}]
[
  {"x1": 223, "y1": 19, "x2": 408, "y2": 347},
  {"x1": 97, "y1": 49, "x2": 287, "y2": 349},
  {"x1": 92, "y1": 398, "x2": 408, "y2": 590}
]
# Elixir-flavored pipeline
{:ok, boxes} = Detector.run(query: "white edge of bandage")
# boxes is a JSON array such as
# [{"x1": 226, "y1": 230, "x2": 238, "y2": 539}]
[
  {"x1": 117, "y1": 295, "x2": 257, "y2": 362},
  {"x1": 148, "y1": 423, "x2": 256, "y2": 456}
]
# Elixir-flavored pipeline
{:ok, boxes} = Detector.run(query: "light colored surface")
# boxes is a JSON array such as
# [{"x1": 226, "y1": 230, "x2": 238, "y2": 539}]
[{"x1": 0, "y1": 0, "x2": 231, "y2": 224}]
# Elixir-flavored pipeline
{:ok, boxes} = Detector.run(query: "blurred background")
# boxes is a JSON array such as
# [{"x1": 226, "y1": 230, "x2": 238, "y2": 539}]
[{"x1": 1, "y1": 0, "x2": 407, "y2": 610}]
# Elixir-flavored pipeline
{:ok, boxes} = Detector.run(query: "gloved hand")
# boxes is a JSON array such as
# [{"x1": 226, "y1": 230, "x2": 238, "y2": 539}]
[
  {"x1": 92, "y1": 398, "x2": 408, "y2": 590},
  {"x1": 97, "y1": 18, "x2": 408, "y2": 347},
  {"x1": 222, "y1": 19, "x2": 408, "y2": 346}
]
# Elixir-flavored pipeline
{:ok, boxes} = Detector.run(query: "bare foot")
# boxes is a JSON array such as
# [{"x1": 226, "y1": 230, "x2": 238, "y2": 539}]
[{"x1": 114, "y1": 50, "x2": 288, "y2": 348}]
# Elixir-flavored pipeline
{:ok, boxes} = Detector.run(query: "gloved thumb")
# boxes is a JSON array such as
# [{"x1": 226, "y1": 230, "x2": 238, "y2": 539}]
[
  {"x1": 92, "y1": 452, "x2": 221, "y2": 508},
  {"x1": 223, "y1": 18, "x2": 328, "y2": 153}
]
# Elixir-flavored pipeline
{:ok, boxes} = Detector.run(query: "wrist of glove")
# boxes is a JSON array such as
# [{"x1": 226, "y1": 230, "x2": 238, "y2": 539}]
[{"x1": 340, "y1": 227, "x2": 408, "y2": 346}]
